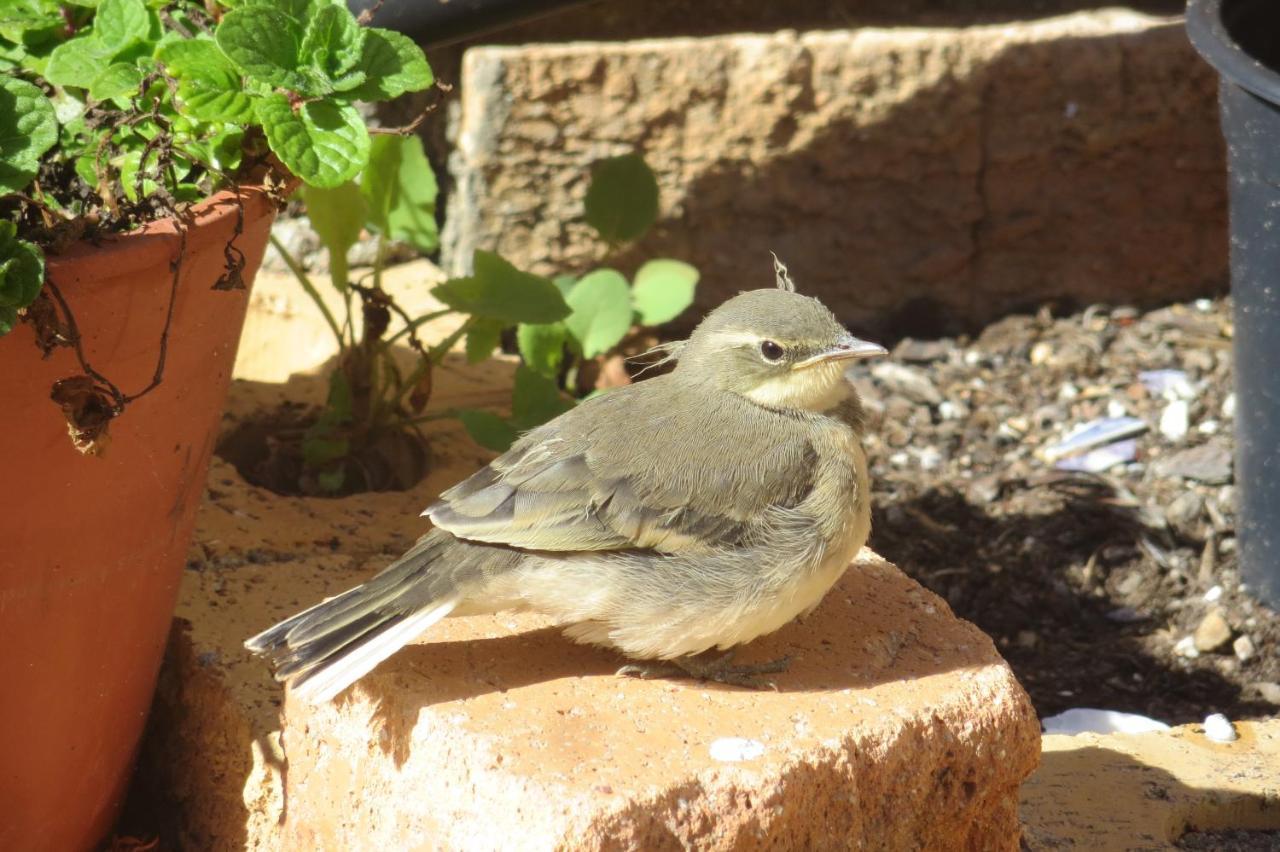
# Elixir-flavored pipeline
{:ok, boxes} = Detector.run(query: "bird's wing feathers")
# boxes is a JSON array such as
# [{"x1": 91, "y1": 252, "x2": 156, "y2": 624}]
[{"x1": 427, "y1": 377, "x2": 818, "y2": 554}]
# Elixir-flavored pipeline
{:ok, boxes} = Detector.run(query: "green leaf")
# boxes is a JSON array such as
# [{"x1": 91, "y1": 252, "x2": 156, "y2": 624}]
[
  {"x1": 457, "y1": 409, "x2": 518, "y2": 453},
  {"x1": 242, "y1": 0, "x2": 340, "y2": 21},
  {"x1": 511, "y1": 364, "x2": 574, "y2": 431},
  {"x1": 631, "y1": 259, "x2": 699, "y2": 326},
  {"x1": 44, "y1": 35, "x2": 114, "y2": 88},
  {"x1": 359, "y1": 135, "x2": 438, "y2": 251},
  {"x1": 301, "y1": 436, "x2": 349, "y2": 468},
  {"x1": 301, "y1": 368, "x2": 354, "y2": 466},
  {"x1": 432, "y1": 251, "x2": 570, "y2": 324},
  {"x1": 347, "y1": 28, "x2": 432, "y2": 101},
  {"x1": 302, "y1": 180, "x2": 365, "y2": 291},
  {"x1": 0, "y1": 221, "x2": 46, "y2": 335},
  {"x1": 0, "y1": 76, "x2": 57, "y2": 194},
  {"x1": 299, "y1": 4, "x2": 365, "y2": 92},
  {"x1": 564, "y1": 268, "x2": 633, "y2": 358},
  {"x1": 584, "y1": 153, "x2": 659, "y2": 244},
  {"x1": 215, "y1": 7, "x2": 307, "y2": 93},
  {"x1": 385, "y1": 135, "x2": 437, "y2": 253},
  {"x1": 316, "y1": 467, "x2": 346, "y2": 492},
  {"x1": 553, "y1": 275, "x2": 576, "y2": 298},
  {"x1": 324, "y1": 368, "x2": 353, "y2": 420},
  {"x1": 256, "y1": 94, "x2": 369, "y2": 188},
  {"x1": 465, "y1": 317, "x2": 504, "y2": 364},
  {"x1": 88, "y1": 62, "x2": 141, "y2": 101},
  {"x1": 95, "y1": 0, "x2": 149, "y2": 53},
  {"x1": 516, "y1": 322, "x2": 567, "y2": 379},
  {"x1": 158, "y1": 38, "x2": 255, "y2": 122},
  {"x1": 360, "y1": 133, "x2": 400, "y2": 233}
]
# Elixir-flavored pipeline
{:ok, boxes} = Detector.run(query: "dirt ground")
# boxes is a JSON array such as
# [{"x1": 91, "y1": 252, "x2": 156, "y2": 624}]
[{"x1": 858, "y1": 296, "x2": 1278, "y2": 725}]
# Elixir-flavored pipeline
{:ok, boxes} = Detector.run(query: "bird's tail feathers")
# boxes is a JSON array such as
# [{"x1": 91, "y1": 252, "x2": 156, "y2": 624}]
[{"x1": 244, "y1": 536, "x2": 457, "y2": 704}]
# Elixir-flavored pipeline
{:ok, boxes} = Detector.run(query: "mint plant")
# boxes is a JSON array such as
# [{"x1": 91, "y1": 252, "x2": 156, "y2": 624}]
[
  {"x1": 445, "y1": 153, "x2": 700, "y2": 452},
  {"x1": 1, "y1": 0, "x2": 435, "y2": 450},
  {"x1": 279, "y1": 151, "x2": 699, "y2": 480}
]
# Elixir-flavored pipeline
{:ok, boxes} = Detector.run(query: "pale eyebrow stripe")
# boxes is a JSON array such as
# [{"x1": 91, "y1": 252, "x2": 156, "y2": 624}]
[{"x1": 704, "y1": 330, "x2": 766, "y2": 347}]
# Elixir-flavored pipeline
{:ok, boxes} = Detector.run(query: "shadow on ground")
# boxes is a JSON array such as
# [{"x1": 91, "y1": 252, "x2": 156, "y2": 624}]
[{"x1": 872, "y1": 484, "x2": 1275, "y2": 725}]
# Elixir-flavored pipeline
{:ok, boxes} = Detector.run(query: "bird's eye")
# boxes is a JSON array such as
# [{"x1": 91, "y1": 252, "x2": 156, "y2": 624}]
[{"x1": 759, "y1": 340, "x2": 785, "y2": 362}]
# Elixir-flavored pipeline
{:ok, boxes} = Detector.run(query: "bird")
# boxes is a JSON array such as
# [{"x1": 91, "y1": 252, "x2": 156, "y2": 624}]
[{"x1": 245, "y1": 256, "x2": 887, "y2": 703}]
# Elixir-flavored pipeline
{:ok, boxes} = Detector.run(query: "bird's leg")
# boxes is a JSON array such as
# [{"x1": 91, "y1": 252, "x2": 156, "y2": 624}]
[{"x1": 616, "y1": 649, "x2": 791, "y2": 690}]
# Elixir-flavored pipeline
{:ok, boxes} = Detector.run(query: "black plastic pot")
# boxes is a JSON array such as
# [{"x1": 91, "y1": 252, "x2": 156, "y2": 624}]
[
  {"x1": 1187, "y1": 0, "x2": 1280, "y2": 607},
  {"x1": 348, "y1": 0, "x2": 596, "y2": 48}
]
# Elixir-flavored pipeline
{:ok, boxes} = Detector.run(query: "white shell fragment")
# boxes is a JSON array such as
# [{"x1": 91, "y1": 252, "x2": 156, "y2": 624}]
[
  {"x1": 710, "y1": 737, "x2": 766, "y2": 762},
  {"x1": 1041, "y1": 708, "x2": 1170, "y2": 736},
  {"x1": 1041, "y1": 417, "x2": 1148, "y2": 463},
  {"x1": 1203, "y1": 713, "x2": 1238, "y2": 743}
]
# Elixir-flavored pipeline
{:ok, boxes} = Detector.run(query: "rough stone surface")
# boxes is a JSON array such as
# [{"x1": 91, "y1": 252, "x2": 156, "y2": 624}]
[
  {"x1": 441, "y1": 11, "x2": 1225, "y2": 337},
  {"x1": 135, "y1": 353, "x2": 1040, "y2": 849},
  {"x1": 1020, "y1": 720, "x2": 1280, "y2": 850}
]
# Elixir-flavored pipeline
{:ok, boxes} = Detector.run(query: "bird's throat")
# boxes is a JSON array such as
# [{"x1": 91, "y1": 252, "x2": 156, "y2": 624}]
[{"x1": 743, "y1": 362, "x2": 852, "y2": 413}]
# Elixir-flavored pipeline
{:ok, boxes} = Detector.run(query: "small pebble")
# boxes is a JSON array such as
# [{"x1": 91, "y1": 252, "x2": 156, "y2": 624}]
[
  {"x1": 871, "y1": 363, "x2": 942, "y2": 406},
  {"x1": 1193, "y1": 609, "x2": 1233, "y2": 653},
  {"x1": 1159, "y1": 400, "x2": 1190, "y2": 442},
  {"x1": 1154, "y1": 441, "x2": 1234, "y2": 485},
  {"x1": 1165, "y1": 491, "x2": 1205, "y2": 539},
  {"x1": 917, "y1": 447, "x2": 942, "y2": 471},
  {"x1": 1222, "y1": 393, "x2": 1236, "y2": 419},
  {"x1": 1106, "y1": 400, "x2": 1129, "y2": 419},
  {"x1": 1173, "y1": 635, "x2": 1201, "y2": 659},
  {"x1": 1202, "y1": 713, "x2": 1237, "y2": 743},
  {"x1": 1202, "y1": 585, "x2": 1223, "y2": 604},
  {"x1": 1252, "y1": 682, "x2": 1280, "y2": 705},
  {"x1": 1233, "y1": 635, "x2": 1256, "y2": 663}
]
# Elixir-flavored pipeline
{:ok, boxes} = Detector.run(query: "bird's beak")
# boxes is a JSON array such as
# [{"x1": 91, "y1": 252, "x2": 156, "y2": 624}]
[{"x1": 792, "y1": 334, "x2": 888, "y2": 370}]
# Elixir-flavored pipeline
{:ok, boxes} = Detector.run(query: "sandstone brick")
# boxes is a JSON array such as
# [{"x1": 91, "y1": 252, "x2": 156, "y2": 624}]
[
  {"x1": 136, "y1": 370, "x2": 1039, "y2": 850},
  {"x1": 440, "y1": 11, "x2": 1225, "y2": 337},
  {"x1": 1021, "y1": 720, "x2": 1280, "y2": 849}
]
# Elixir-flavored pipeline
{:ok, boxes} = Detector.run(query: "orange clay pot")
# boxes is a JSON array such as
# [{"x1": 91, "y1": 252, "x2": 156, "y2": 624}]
[{"x1": 0, "y1": 187, "x2": 278, "y2": 851}]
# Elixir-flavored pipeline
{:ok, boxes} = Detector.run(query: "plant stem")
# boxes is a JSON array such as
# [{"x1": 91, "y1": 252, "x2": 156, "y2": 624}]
[
  {"x1": 268, "y1": 233, "x2": 344, "y2": 348},
  {"x1": 383, "y1": 308, "x2": 454, "y2": 347}
]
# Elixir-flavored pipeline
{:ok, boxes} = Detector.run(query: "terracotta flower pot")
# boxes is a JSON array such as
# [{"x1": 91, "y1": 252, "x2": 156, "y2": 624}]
[{"x1": 0, "y1": 188, "x2": 278, "y2": 851}]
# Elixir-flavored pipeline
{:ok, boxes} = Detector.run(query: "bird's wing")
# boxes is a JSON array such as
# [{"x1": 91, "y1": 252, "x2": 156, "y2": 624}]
[{"x1": 425, "y1": 378, "x2": 818, "y2": 554}]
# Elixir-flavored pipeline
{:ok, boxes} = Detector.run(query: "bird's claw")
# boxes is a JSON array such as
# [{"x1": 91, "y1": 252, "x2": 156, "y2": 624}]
[{"x1": 616, "y1": 651, "x2": 791, "y2": 690}]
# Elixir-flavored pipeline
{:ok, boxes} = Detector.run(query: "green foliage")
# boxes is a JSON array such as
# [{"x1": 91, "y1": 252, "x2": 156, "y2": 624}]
[
  {"x1": 432, "y1": 251, "x2": 570, "y2": 325},
  {"x1": 564, "y1": 269, "x2": 632, "y2": 358},
  {"x1": 302, "y1": 179, "x2": 365, "y2": 292},
  {"x1": 0, "y1": 76, "x2": 56, "y2": 193},
  {"x1": 275, "y1": 131, "x2": 449, "y2": 493},
  {"x1": 0, "y1": 221, "x2": 45, "y2": 335},
  {"x1": 454, "y1": 153, "x2": 700, "y2": 453},
  {"x1": 632, "y1": 259, "x2": 699, "y2": 326},
  {"x1": 256, "y1": 96, "x2": 370, "y2": 189},
  {"x1": 0, "y1": 0, "x2": 437, "y2": 342},
  {"x1": 583, "y1": 153, "x2": 659, "y2": 244}
]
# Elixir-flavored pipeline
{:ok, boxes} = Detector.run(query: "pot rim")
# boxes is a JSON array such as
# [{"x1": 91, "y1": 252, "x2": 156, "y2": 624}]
[
  {"x1": 43, "y1": 182, "x2": 284, "y2": 281},
  {"x1": 1186, "y1": 0, "x2": 1280, "y2": 106}
]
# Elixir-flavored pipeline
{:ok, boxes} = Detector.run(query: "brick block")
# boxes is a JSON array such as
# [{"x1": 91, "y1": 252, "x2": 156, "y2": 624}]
[{"x1": 441, "y1": 11, "x2": 1225, "y2": 337}]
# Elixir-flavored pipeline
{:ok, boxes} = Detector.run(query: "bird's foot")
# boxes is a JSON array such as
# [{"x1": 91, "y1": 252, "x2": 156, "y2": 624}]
[{"x1": 616, "y1": 650, "x2": 790, "y2": 690}]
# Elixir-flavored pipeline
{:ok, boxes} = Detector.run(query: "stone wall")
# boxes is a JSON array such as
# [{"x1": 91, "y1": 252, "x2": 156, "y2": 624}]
[{"x1": 439, "y1": 11, "x2": 1226, "y2": 338}]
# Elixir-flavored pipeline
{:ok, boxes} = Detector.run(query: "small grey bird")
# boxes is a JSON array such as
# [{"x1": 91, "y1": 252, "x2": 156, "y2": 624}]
[{"x1": 246, "y1": 259, "x2": 887, "y2": 702}]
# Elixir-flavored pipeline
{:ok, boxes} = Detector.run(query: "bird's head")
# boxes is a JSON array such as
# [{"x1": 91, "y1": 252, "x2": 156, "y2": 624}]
[{"x1": 675, "y1": 261, "x2": 886, "y2": 413}]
